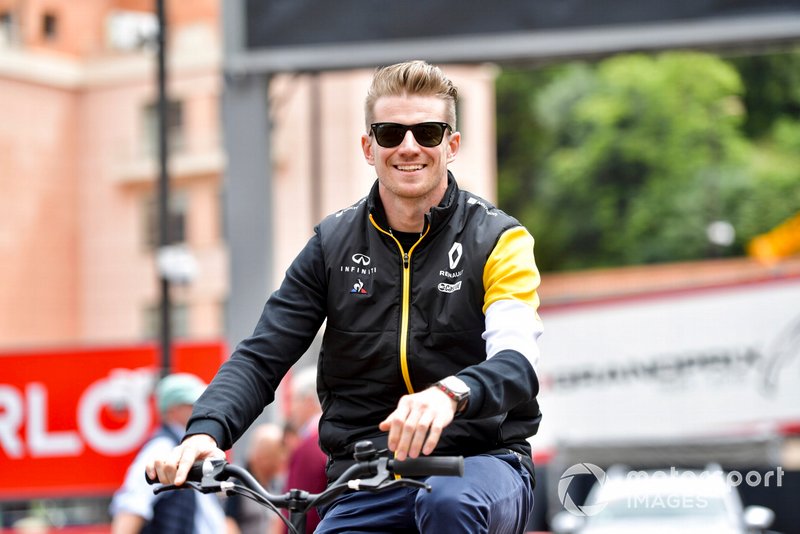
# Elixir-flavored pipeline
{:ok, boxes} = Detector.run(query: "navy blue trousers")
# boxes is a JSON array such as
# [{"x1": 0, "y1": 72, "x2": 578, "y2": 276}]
[{"x1": 316, "y1": 453, "x2": 534, "y2": 534}]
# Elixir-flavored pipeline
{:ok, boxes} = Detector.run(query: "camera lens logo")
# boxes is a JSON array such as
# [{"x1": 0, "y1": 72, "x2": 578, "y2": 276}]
[{"x1": 558, "y1": 463, "x2": 608, "y2": 516}]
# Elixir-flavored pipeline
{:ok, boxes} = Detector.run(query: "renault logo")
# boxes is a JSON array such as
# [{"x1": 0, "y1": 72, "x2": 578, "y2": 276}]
[{"x1": 448, "y1": 243, "x2": 463, "y2": 270}]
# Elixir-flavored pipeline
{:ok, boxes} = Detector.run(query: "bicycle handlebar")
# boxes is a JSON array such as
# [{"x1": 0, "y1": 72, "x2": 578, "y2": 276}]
[
  {"x1": 144, "y1": 460, "x2": 208, "y2": 486},
  {"x1": 146, "y1": 440, "x2": 463, "y2": 517},
  {"x1": 391, "y1": 455, "x2": 464, "y2": 477},
  {"x1": 145, "y1": 447, "x2": 463, "y2": 487}
]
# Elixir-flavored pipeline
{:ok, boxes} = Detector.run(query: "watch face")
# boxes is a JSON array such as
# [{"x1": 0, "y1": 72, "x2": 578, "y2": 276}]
[{"x1": 441, "y1": 376, "x2": 469, "y2": 397}]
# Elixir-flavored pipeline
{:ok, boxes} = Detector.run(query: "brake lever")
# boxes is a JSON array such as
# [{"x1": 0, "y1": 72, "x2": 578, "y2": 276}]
[
  {"x1": 345, "y1": 457, "x2": 392, "y2": 491},
  {"x1": 153, "y1": 481, "x2": 207, "y2": 495},
  {"x1": 152, "y1": 459, "x2": 229, "y2": 495},
  {"x1": 344, "y1": 457, "x2": 431, "y2": 493}
]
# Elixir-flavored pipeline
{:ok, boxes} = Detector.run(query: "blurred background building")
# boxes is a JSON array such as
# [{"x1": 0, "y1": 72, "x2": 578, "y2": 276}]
[
  {"x1": 0, "y1": 0, "x2": 498, "y2": 347},
  {"x1": 0, "y1": 0, "x2": 226, "y2": 345}
]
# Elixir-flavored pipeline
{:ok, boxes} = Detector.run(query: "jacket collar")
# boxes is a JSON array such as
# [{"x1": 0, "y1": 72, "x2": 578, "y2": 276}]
[{"x1": 367, "y1": 171, "x2": 459, "y2": 233}]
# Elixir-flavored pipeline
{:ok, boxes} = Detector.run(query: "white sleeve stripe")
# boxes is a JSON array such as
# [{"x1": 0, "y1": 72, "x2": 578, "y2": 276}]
[{"x1": 482, "y1": 299, "x2": 542, "y2": 373}]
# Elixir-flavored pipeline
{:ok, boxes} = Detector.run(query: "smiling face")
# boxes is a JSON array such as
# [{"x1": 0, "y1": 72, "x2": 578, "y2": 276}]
[{"x1": 362, "y1": 94, "x2": 460, "y2": 207}]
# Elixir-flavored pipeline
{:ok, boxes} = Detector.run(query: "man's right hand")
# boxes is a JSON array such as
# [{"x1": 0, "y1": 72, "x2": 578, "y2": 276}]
[{"x1": 145, "y1": 433, "x2": 223, "y2": 486}]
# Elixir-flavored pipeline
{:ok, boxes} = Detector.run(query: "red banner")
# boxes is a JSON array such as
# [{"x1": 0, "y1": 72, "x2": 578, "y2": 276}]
[{"x1": 0, "y1": 341, "x2": 225, "y2": 499}]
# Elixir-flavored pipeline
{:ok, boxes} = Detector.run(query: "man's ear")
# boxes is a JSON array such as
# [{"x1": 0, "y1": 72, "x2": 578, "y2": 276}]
[
  {"x1": 446, "y1": 131, "x2": 461, "y2": 164},
  {"x1": 361, "y1": 134, "x2": 375, "y2": 166}
]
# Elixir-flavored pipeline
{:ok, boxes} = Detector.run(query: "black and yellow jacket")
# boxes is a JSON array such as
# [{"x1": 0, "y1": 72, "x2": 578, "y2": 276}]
[{"x1": 188, "y1": 174, "x2": 543, "y2": 476}]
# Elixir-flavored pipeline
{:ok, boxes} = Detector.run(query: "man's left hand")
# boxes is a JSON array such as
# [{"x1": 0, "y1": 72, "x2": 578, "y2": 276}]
[{"x1": 378, "y1": 387, "x2": 456, "y2": 461}]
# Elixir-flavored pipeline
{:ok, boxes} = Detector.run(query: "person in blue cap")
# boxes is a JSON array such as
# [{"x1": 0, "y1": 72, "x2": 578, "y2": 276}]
[{"x1": 110, "y1": 373, "x2": 225, "y2": 534}]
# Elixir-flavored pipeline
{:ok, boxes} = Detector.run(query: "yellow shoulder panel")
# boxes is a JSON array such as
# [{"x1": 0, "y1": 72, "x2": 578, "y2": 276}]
[{"x1": 483, "y1": 226, "x2": 541, "y2": 314}]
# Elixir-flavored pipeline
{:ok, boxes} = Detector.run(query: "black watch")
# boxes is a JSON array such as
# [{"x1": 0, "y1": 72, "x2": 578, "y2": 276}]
[{"x1": 435, "y1": 376, "x2": 470, "y2": 415}]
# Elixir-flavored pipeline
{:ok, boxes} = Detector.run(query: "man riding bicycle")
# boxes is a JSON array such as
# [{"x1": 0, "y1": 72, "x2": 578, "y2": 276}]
[{"x1": 148, "y1": 59, "x2": 543, "y2": 534}]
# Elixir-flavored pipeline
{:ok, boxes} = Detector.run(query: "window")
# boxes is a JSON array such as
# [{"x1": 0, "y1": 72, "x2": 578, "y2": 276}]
[
  {"x1": 106, "y1": 10, "x2": 158, "y2": 51},
  {"x1": 143, "y1": 99, "x2": 185, "y2": 157},
  {"x1": 0, "y1": 11, "x2": 16, "y2": 45},
  {"x1": 143, "y1": 189, "x2": 188, "y2": 249},
  {"x1": 42, "y1": 12, "x2": 58, "y2": 40}
]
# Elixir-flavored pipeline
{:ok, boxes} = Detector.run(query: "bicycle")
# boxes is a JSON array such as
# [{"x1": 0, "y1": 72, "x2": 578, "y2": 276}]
[{"x1": 146, "y1": 440, "x2": 464, "y2": 534}]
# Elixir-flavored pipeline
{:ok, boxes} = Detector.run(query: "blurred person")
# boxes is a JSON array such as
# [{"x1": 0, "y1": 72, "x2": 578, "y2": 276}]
[
  {"x1": 286, "y1": 367, "x2": 323, "y2": 440},
  {"x1": 281, "y1": 421, "x2": 300, "y2": 454},
  {"x1": 225, "y1": 423, "x2": 287, "y2": 534},
  {"x1": 281, "y1": 366, "x2": 327, "y2": 533},
  {"x1": 148, "y1": 60, "x2": 543, "y2": 534},
  {"x1": 110, "y1": 373, "x2": 225, "y2": 534}
]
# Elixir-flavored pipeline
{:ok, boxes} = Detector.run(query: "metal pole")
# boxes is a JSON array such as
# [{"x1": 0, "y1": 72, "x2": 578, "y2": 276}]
[
  {"x1": 310, "y1": 72, "x2": 322, "y2": 226},
  {"x1": 222, "y1": 1, "x2": 277, "y2": 461},
  {"x1": 156, "y1": 0, "x2": 171, "y2": 378}
]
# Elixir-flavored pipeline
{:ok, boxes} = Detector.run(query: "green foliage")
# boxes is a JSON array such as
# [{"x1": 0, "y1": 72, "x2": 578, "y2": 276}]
[
  {"x1": 496, "y1": 48, "x2": 800, "y2": 272},
  {"x1": 733, "y1": 132, "x2": 800, "y2": 245},
  {"x1": 728, "y1": 50, "x2": 800, "y2": 138}
]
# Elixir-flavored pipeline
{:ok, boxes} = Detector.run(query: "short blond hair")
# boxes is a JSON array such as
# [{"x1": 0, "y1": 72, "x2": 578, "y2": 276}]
[{"x1": 364, "y1": 60, "x2": 458, "y2": 129}]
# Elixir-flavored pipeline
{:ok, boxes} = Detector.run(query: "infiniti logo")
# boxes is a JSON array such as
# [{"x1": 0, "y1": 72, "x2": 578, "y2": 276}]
[
  {"x1": 352, "y1": 253, "x2": 371, "y2": 266},
  {"x1": 340, "y1": 253, "x2": 376, "y2": 275}
]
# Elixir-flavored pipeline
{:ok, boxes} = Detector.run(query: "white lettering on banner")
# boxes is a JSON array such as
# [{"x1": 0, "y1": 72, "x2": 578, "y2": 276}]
[
  {"x1": 0, "y1": 385, "x2": 24, "y2": 458},
  {"x1": 79, "y1": 368, "x2": 153, "y2": 455},
  {"x1": 536, "y1": 279, "x2": 800, "y2": 443},
  {"x1": 0, "y1": 368, "x2": 156, "y2": 459},
  {"x1": 27, "y1": 383, "x2": 83, "y2": 457}
]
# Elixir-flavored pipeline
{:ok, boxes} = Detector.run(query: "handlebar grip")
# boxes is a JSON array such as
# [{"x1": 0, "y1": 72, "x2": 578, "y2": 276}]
[
  {"x1": 145, "y1": 461, "x2": 206, "y2": 485},
  {"x1": 392, "y1": 456, "x2": 464, "y2": 477},
  {"x1": 185, "y1": 461, "x2": 207, "y2": 482}
]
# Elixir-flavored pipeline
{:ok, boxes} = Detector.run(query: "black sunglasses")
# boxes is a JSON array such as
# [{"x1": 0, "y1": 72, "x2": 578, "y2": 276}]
[{"x1": 370, "y1": 122, "x2": 452, "y2": 148}]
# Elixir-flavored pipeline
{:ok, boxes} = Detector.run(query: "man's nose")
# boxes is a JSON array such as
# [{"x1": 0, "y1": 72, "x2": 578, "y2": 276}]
[{"x1": 398, "y1": 129, "x2": 420, "y2": 149}]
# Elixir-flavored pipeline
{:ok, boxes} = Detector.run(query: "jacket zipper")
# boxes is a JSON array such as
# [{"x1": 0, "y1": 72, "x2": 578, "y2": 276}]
[{"x1": 369, "y1": 214, "x2": 429, "y2": 394}]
